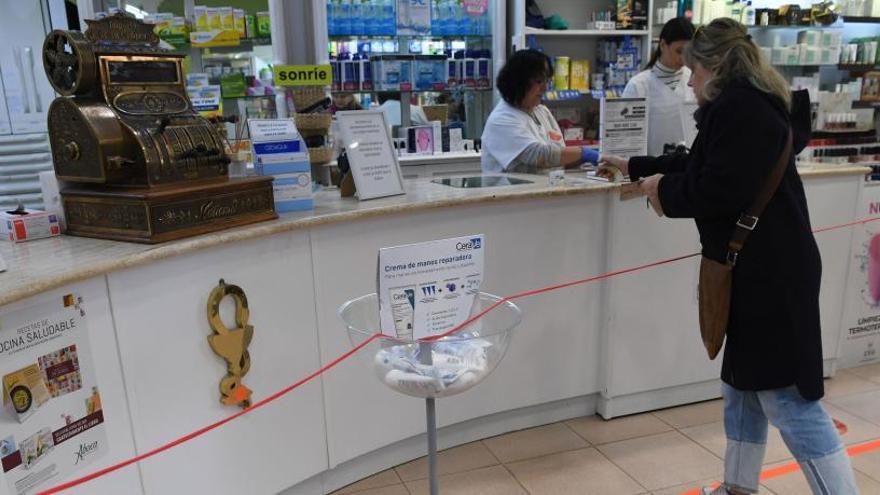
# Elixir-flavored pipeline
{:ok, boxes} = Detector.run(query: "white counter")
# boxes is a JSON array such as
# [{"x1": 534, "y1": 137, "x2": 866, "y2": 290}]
[{"x1": 0, "y1": 166, "x2": 868, "y2": 495}]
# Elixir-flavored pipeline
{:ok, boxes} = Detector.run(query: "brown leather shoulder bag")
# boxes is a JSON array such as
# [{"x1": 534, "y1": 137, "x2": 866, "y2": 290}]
[{"x1": 698, "y1": 129, "x2": 793, "y2": 359}]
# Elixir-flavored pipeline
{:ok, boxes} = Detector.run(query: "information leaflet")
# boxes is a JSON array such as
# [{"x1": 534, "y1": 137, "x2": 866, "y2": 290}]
[
  {"x1": 0, "y1": 294, "x2": 108, "y2": 495},
  {"x1": 599, "y1": 97, "x2": 648, "y2": 158},
  {"x1": 378, "y1": 235, "x2": 484, "y2": 340}
]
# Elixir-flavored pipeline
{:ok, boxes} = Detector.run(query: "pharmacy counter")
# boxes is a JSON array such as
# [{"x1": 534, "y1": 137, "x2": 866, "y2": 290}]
[{"x1": 0, "y1": 167, "x2": 867, "y2": 495}]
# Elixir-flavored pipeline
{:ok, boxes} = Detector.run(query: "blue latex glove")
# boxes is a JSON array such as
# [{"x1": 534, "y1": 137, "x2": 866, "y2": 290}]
[{"x1": 580, "y1": 147, "x2": 599, "y2": 165}]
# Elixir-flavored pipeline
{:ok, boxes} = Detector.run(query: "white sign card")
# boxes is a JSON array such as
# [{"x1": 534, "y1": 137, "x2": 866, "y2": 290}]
[
  {"x1": 599, "y1": 97, "x2": 649, "y2": 158},
  {"x1": 0, "y1": 294, "x2": 108, "y2": 495},
  {"x1": 336, "y1": 110, "x2": 406, "y2": 200},
  {"x1": 837, "y1": 183, "x2": 880, "y2": 368},
  {"x1": 378, "y1": 235, "x2": 485, "y2": 340}
]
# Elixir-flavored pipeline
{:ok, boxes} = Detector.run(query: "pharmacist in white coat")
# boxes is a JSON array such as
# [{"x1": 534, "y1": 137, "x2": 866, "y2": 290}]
[
  {"x1": 482, "y1": 50, "x2": 598, "y2": 173},
  {"x1": 622, "y1": 17, "x2": 697, "y2": 156}
]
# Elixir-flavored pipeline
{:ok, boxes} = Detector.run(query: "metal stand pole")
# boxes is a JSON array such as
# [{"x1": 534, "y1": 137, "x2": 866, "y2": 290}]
[
  {"x1": 426, "y1": 397, "x2": 439, "y2": 495},
  {"x1": 419, "y1": 341, "x2": 439, "y2": 495}
]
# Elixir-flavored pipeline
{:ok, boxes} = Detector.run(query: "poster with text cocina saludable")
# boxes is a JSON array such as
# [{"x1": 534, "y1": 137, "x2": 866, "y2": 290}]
[{"x1": 0, "y1": 294, "x2": 107, "y2": 495}]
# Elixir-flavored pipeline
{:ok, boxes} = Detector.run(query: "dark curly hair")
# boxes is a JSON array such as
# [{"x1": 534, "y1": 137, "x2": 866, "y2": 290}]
[{"x1": 496, "y1": 49, "x2": 553, "y2": 107}]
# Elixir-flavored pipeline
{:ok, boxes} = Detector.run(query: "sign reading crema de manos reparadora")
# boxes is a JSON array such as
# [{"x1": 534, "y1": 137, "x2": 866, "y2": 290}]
[{"x1": 273, "y1": 64, "x2": 332, "y2": 86}]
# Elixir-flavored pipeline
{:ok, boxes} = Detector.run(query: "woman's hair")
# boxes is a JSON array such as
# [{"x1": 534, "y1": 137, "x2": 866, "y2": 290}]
[
  {"x1": 683, "y1": 17, "x2": 791, "y2": 108},
  {"x1": 647, "y1": 17, "x2": 695, "y2": 69},
  {"x1": 496, "y1": 49, "x2": 553, "y2": 107}
]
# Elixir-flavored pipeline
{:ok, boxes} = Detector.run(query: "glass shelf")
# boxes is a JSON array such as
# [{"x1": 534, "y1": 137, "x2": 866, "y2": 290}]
[
  {"x1": 842, "y1": 16, "x2": 880, "y2": 23},
  {"x1": 331, "y1": 87, "x2": 493, "y2": 94},
  {"x1": 329, "y1": 34, "x2": 492, "y2": 40},
  {"x1": 222, "y1": 94, "x2": 276, "y2": 100}
]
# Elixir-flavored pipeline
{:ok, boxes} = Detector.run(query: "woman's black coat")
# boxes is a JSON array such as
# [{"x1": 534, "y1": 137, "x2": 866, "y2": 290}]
[{"x1": 629, "y1": 82, "x2": 824, "y2": 400}]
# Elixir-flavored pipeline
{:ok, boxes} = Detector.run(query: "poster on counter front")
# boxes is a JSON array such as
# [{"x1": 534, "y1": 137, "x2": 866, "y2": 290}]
[
  {"x1": 378, "y1": 235, "x2": 484, "y2": 340},
  {"x1": 0, "y1": 295, "x2": 107, "y2": 495},
  {"x1": 838, "y1": 183, "x2": 880, "y2": 368},
  {"x1": 599, "y1": 97, "x2": 648, "y2": 158}
]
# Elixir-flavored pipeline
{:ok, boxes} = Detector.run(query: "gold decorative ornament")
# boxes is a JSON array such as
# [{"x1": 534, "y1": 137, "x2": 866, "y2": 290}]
[
  {"x1": 206, "y1": 279, "x2": 254, "y2": 409},
  {"x1": 43, "y1": 13, "x2": 277, "y2": 243}
]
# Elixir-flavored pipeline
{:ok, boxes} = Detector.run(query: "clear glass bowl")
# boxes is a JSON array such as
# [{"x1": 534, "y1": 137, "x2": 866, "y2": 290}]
[{"x1": 338, "y1": 292, "x2": 522, "y2": 399}]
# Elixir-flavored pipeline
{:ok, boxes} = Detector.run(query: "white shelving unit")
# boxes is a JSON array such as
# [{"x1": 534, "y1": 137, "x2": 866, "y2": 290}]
[{"x1": 512, "y1": 0, "x2": 654, "y2": 65}]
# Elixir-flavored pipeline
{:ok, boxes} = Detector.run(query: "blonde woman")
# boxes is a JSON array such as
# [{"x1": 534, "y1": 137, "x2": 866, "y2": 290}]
[{"x1": 602, "y1": 18, "x2": 858, "y2": 495}]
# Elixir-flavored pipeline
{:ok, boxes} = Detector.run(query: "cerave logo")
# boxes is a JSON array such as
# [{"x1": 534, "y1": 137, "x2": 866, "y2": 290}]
[{"x1": 456, "y1": 237, "x2": 482, "y2": 251}]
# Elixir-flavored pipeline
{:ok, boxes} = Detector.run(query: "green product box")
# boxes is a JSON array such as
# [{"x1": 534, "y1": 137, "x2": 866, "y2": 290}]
[
  {"x1": 245, "y1": 14, "x2": 256, "y2": 38},
  {"x1": 257, "y1": 11, "x2": 271, "y2": 37},
  {"x1": 220, "y1": 73, "x2": 247, "y2": 98}
]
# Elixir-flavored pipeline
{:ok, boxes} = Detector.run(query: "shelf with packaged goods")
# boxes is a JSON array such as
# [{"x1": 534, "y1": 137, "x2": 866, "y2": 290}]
[
  {"x1": 523, "y1": 27, "x2": 649, "y2": 37},
  {"x1": 842, "y1": 16, "x2": 880, "y2": 23},
  {"x1": 331, "y1": 87, "x2": 494, "y2": 94},
  {"x1": 221, "y1": 94, "x2": 276, "y2": 100},
  {"x1": 838, "y1": 64, "x2": 880, "y2": 72},
  {"x1": 329, "y1": 34, "x2": 492, "y2": 41},
  {"x1": 853, "y1": 100, "x2": 880, "y2": 108},
  {"x1": 170, "y1": 37, "x2": 273, "y2": 51}
]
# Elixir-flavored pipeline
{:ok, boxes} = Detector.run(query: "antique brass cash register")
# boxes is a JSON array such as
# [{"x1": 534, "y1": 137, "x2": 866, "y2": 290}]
[{"x1": 42, "y1": 14, "x2": 277, "y2": 243}]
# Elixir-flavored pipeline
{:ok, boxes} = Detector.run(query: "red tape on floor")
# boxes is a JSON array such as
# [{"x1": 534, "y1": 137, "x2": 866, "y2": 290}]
[
  {"x1": 36, "y1": 215, "x2": 880, "y2": 495},
  {"x1": 677, "y1": 438, "x2": 880, "y2": 495}
]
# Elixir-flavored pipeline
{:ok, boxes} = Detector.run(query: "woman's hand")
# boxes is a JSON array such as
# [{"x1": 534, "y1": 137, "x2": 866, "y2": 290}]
[
  {"x1": 596, "y1": 155, "x2": 629, "y2": 181},
  {"x1": 640, "y1": 174, "x2": 665, "y2": 216}
]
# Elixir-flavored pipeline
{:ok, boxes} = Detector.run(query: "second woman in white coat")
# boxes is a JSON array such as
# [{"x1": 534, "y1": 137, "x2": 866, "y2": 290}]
[{"x1": 623, "y1": 17, "x2": 696, "y2": 156}]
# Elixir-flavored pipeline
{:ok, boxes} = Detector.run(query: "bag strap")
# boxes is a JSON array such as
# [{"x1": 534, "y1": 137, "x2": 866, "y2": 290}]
[{"x1": 726, "y1": 128, "x2": 793, "y2": 266}]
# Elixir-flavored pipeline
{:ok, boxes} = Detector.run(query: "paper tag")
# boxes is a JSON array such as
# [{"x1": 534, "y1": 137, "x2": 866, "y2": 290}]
[{"x1": 377, "y1": 235, "x2": 485, "y2": 340}]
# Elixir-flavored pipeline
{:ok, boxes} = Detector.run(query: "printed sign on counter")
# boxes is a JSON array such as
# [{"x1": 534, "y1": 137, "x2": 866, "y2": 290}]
[
  {"x1": 336, "y1": 110, "x2": 405, "y2": 200},
  {"x1": 248, "y1": 119, "x2": 313, "y2": 212},
  {"x1": 0, "y1": 294, "x2": 108, "y2": 495},
  {"x1": 838, "y1": 183, "x2": 880, "y2": 368},
  {"x1": 378, "y1": 235, "x2": 485, "y2": 340},
  {"x1": 599, "y1": 97, "x2": 648, "y2": 158}
]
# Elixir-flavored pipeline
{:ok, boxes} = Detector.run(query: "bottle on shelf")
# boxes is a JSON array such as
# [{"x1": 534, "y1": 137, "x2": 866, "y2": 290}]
[
  {"x1": 364, "y1": 0, "x2": 378, "y2": 36},
  {"x1": 742, "y1": 1, "x2": 756, "y2": 25},
  {"x1": 351, "y1": 0, "x2": 365, "y2": 36},
  {"x1": 382, "y1": 0, "x2": 396, "y2": 36},
  {"x1": 337, "y1": 0, "x2": 351, "y2": 36},
  {"x1": 327, "y1": 1, "x2": 336, "y2": 36}
]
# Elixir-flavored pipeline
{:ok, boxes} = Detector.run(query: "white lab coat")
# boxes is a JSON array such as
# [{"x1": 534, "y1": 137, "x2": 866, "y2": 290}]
[
  {"x1": 622, "y1": 66, "x2": 697, "y2": 156},
  {"x1": 379, "y1": 100, "x2": 429, "y2": 128},
  {"x1": 481, "y1": 100, "x2": 565, "y2": 173}
]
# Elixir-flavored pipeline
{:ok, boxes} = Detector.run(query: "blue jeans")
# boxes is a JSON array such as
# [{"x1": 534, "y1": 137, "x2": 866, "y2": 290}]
[{"x1": 721, "y1": 383, "x2": 858, "y2": 494}]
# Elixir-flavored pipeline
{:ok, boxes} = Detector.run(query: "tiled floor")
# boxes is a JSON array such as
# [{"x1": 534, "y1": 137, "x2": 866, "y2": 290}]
[{"x1": 331, "y1": 365, "x2": 880, "y2": 495}]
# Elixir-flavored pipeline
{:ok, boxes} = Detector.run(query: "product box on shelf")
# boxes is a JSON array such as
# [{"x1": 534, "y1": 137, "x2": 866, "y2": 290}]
[
  {"x1": 799, "y1": 45, "x2": 820, "y2": 65},
  {"x1": 0, "y1": 208, "x2": 61, "y2": 243},
  {"x1": 373, "y1": 55, "x2": 414, "y2": 91},
  {"x1": 414, "y1": 55, "x2": 446, "y2": 91},
  {"x1": 797, "y1": 30, "x2": 821, "y2": 46}
]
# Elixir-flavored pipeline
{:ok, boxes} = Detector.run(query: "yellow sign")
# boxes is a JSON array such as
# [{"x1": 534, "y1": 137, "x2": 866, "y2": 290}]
[{"x1": 274, "y1": 64, "x2": 332, "y2": 87}]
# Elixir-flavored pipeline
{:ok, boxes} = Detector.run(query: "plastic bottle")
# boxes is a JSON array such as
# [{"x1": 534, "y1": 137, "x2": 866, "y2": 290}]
[
  {"x1": 330, "y1": 54, "x2": 341, "y2": 91},
  {"x1": 361, "y1": 52, "x2": 374, "y2": 91},
  {"x1": 327, "y1": 1, "x2": 336, "y2": 36},
  {"x1": 477, "y1": 50, "x2": 491, "y2": 88},
  {"x1": 363, "y1": 0, "x2": 379, "y2": 36},
  {"x1": 350, "y1": 0, "x2": 365, "y2": 35},
  {"x1": 337, "y1": 0, "x2": 351, "y2": 35},
  {"x1": 382, "y1": 0, "x2": 395, "y2": 36},
  {"x1": 432, "y1": 0, "x2": 444, "y2": 35},
  {"x1": 456, "y1": 0, "x2": 469, "y2": 36},
  {"x1": 463, "y1": 50, "x2": 477, "y2": 87},
  {"x1": 743, "y1": 1, "x2": 755, "y2": 25}
]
